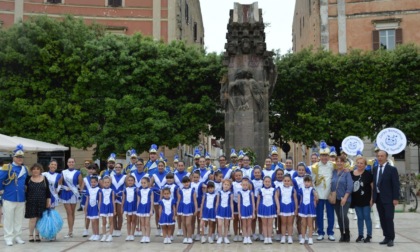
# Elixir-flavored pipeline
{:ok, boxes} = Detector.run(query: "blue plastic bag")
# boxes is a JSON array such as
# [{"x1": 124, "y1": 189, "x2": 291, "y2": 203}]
[{"x1": 36, "y1": 209, "x2": 63, "y2": 240}]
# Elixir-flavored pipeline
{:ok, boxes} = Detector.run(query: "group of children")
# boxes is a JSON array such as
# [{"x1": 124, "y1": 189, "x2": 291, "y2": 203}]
[{"x1": 80, "y1": 159, "x2": 319, "y2": 246}]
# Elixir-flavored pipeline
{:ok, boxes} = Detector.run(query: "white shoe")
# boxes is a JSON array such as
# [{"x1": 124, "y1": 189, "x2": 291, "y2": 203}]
[
  {"x1": 201, "y1": 236, "x2": 206, "y2": 243},
  {"x1": 243, "y1": 237, "x2": 247, "y2": 244},
  {"x1": 93, "y1": 235, "x2": 100, "y2": 241},
  {"x1": 134, "y1": 231, "x2": 141, "y2": 237},
  {"x1": 264, "y1": 237, "x2": 268, "y2": 244},
  {"x1": 145, "y1": 237, "x2": 150, "y2": 243},
  {"x1": 233, "y1": 235, "x2": 238, "y2": 242},
  {"x1": 288, "y1": 236, "x2": 293, "y2": 244},
  {"x1": 15, "y1": 237, "x2": 25, "y2": 244},
  {"x1": 268, "y1": 237, "x2": 273, "y2": 244},
  {"x1": 275, "y1": 234, "x2": 281, "y2": 241},
  {"x1": 252, "y1": 234, "x2": 258, "y2": 240},
  {"x1": 298, "y1": 234, "x2": 303, "y2": 241},
  {"x1": 183, "y1": 237, "x2": 188, "y2": 244},
  {"x1": 167, "y1": 237, "x2": 172, "y2": 244},
  {"x1": 317, "y1": 235, "x2": 324, "y2": 241},
  {"x1": 328, "y1": 235, "x2": 335, "y2": 241},
  {"x1": 208, "y1": 237, "x2": 214, "y2": 244},
  {"x1": 335, "y1": 224, "x2": 340, "y2": 229},
  {"x1": 248, "y1": 237, "x2": 253, "y2": 244},
  {"x1": 140, "y1": 236, "x2": 145, "y2": 243},
  {"x1": 300, "y1": 238, "x2": 305, "y2": 244},
  {"x1": 89, "y1": 235, "x2": 95, "y2": 241},
  {"x1": 106, "y1": 235, "x2": 113, "y2": 242},
  {"x1": 305, "y1": 235, "x2": 309, "y2": 241},
  {"x1": 101, "y1": 235, "x2": 107, "y2": 242},
  {"x1": 280, "y1": 236, "x2": 286, "y2": 244},
  {"x1": 82, "y1": 229, "x2": 89, "y2": 237},
  {"x1": 308, "y1": 238, "x2": 313, "y2": 245},
  {"x1": 224, "y1": 237, "x2": 230, "y2": 244},
  {"x1": 375, "y1": 224, "x2": 381, "y2": 229},
  {"x1": 312, "y1": 231, "x2": 318, "y2": 236},
  {"x1": 194, "y1": 234, "x2": 201, "y2": 241},
  {"x1": 187, "y1": 238, "x2": 193, "y2": 244},
  {"x1": 170, "y1": 236, "x2": 174, "y2": 241},
  {"x1": 163, "y1": 237, "x2": 168, "y2": 244},
  {"x1": 177, "y1": 229, "x2": 183, "y2": 236},
  {"x1": 125, "y1": 236, "x2": 131, "y2": 241},
  {"x1": 259, "y1": 234, "x2": 264, "y2": 241},
  {"x1": 217, "y1": 237, "x2": 223, "y2": 244}
]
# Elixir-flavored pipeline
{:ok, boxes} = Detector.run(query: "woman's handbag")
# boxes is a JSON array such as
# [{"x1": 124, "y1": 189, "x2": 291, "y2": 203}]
[{"x1": 328, "y1": 171, "x2": 344, "y2": 204}]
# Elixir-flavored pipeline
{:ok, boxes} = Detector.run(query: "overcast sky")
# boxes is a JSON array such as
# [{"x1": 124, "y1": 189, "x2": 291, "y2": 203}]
[{"x1": 200, "y1": 0, "x2": 296, "y2": 54}]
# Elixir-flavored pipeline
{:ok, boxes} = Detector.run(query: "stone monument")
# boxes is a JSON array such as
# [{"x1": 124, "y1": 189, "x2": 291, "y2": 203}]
[{"x1": 221, "y1": 2, "x2": 277, "y2": 166}]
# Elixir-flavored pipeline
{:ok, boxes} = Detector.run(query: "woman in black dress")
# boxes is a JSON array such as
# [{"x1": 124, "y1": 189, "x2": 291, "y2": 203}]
[
  {"x1": 25, "y1": 163, "x2": 51, "y2": 242},
  {"x1": 351, "y1": 157, "x2": 373, "y2": 243}
]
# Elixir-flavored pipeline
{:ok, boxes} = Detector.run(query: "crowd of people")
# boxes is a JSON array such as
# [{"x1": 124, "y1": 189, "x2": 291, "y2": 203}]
[{"x1": 0, "y1": 141, "x2": 400, "y2": 247}]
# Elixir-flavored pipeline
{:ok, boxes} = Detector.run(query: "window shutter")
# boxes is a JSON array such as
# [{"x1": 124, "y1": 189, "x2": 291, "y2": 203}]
[
  {"x1": 396, "y1": 28, "x2": 403, "y2": 45},
  {"x1": 372, "y1": 30, "x2": 379, "y2": 51}
]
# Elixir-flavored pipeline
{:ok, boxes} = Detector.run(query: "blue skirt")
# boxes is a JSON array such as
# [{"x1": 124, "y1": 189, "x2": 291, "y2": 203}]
[
  {"x1": 137, "y1": 202, "x2": 152, "y2": 217},
  {"x1": 179, "y1": 202, "x2": 194, "y2": 216},
  {"x1": 280, "y1": 202, "x2": 295, "y2": 216},
  {"x1": 100, "y1": 203, "x2": 114, "y2": 217},
  {"x1": 240, "y1": 204, "x2": 253, "y2": 219},
  {"x1": 202, "y1": 207, "x2": 216, "y2": 221},
  {"x1": 216, "y1": 205, "x2": 232, "y2": 219},
  {"x1": 257, "y1": 204, "x2": 276, "y2": 218},
  {"x1": 86, "y1": 205, "x2": 99, "y2": 219},
  {"x1": 123, "y1": 201, "x2": 137, "y2": 215},
  {"x1": 159, "y1": 212, "x2": 175, "y2": 225},
  {"x1": 298, "y1": 203, "x2": 316, "y2": 217}
]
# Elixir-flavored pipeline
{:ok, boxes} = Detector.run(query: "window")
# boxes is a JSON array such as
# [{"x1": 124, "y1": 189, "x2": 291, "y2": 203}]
[
  {"x1": 108, "y1": 0, "x2": 122, "y2": 7},
  {"x1": 46, "y1": 0, "x2": 62, "y2": 3},
  {"x1": 193, "y1": 22, "x2": 197, "y2": 42},
  {"x1": 373, "y1": 28, "x2": 402, "y2": 50}
]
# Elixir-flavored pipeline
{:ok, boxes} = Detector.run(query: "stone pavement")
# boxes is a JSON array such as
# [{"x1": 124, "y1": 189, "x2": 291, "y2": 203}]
[{"x1": 1, "y1": 204, "x2": 419, "y2": 252}]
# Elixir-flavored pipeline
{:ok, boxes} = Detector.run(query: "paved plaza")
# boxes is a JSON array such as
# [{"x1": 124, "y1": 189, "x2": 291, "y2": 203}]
[{"x1": 1, "y1": 203, "x2": 419, "y2": 252}]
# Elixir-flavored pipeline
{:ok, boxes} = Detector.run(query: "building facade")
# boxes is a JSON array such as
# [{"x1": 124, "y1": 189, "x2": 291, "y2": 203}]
[
  {"x1": 291, "y1": 0, "x2": 420, "y2": 173},
  {"x1": 0, "y1": 0, "x2": 204, "y2": 45},
  {"x1": 293, "y1": 0, "x2": 420, "y2": 53}
]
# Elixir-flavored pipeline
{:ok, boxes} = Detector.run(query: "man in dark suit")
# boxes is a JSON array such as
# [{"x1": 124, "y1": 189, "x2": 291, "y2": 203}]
[{"x1": 372, "y1": 150, "x2": 400, "y2": 247}]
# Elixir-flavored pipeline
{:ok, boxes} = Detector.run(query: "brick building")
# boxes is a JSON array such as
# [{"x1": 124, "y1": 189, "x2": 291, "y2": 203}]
[
  {"x1": 292, "y1": 0, "x2": 420, "y2": 53},
  {"x1": 290, "y1": 0, "x2": 420, "y2": 173},
  {"x1": 0, "y1": 0, "x2": 204, "y2": 45}
]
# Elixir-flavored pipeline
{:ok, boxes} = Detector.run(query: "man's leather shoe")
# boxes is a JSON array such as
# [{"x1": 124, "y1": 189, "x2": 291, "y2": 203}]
[
  {"x1": 387, "y1": 240, "x2": 394, "y2": 247},
  {"x1": 379, "y1": 239, "x2": 389, "y2": 245}
]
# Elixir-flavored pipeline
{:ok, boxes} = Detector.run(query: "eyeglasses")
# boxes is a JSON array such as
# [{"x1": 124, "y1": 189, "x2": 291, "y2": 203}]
[
  {"x1": 136, "y1": 164, "x2": 144, "y2": 166},
  {"x1": 219, "y1": 159, "x2": 226, "y2": 162}
]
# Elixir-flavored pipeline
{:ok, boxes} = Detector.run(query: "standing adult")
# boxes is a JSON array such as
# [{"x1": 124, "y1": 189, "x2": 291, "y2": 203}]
[
  {"x1": 205, "y1": 152, "x2": 217, "y2": 172},
  {"x1": 100, "y1": 154, "x2": 116, "y2": 177},
  {"x1": 188, "y1": 149, "x2": 201, "y2": 173},
  {"x1": 145, "y1": 144, "x2": 159, "y2": 176},
  {"x1": 331, "y1": 156, "x2": 353, "y2": 242},
  {"x1": 217, "y1": 155, "x2": 232, "y2": 180},
  {"x1": 351, "y1": 156, "x2": 373, "y2": 243},
  {"x1": 125, "y1": 149, "x2": 138, "y2": 174},
  {"x1": 25, "y1": 163, "x2": 51, "y2": 242},
  {"x1": 228, "y1": 148, "x2": 239, "y2": 170},
  {"x1": 312, "y1": 141, "x2": 336, "y2": 241},
  {"x1": 270, "y1": 146, "x2": 284, "y2": 170},
  {"x1": 0, "y1": 145, "x2": 28, "y2": 246},
  {"x1": 373, "y1": 150, "x2": 399, "y2": 247},
  {"x1": 78, "y1": 160, "x2": 90, "y2": 212},
  {"x1": 58, "y1": 157, "x2": 83, "y2": 238}
]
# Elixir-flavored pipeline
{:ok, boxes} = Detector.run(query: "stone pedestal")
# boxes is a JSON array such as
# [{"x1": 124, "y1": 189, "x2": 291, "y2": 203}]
[{"x1": 221, "y1": 2, "x2": 277, "y2": 165}]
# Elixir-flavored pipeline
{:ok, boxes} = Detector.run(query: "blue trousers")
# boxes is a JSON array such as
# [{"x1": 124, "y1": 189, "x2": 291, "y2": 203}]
[
  {"x1": 316, "y1": 199, "x2": 335, "y2": 236},
  {"x1": 355, "y1": 206, "x2": 372, "y2": 236}
]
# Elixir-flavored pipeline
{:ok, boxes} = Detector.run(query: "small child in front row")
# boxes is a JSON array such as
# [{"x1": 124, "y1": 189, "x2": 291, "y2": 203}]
[
  {"x1": 85, "y1": 176, "x2": 101, "y2": 241},
  {"x1": 177, "y1": 176, "x2": 198, "y2": 244},
  {"x1": 257, "y1": 176, "x2": 280, "y2": 244},
  {"x1": 122, "y1": 175, "x2": 138, "y2": 241},
  {"x1": 159, "y1": 187, "x2": 177, "y2": 244},
  {"x1": 200, "y1": 181, "x2": 217, "y2": 244},
  {"x1": 298, "y1": 175, "x2": 318, "y2": 245},
  {"x1": 137, "y1": 177, "x2": 154, "y2": 243},
  {"x1": 238, "y1": 178, "x2": 255, "y2": 245},
  {"x1": 215, "y1": 179, "x2": 234, "y2": 244},
  {"x1": 98, "y1": 176, "x2": 115, "y2": 242},
  {"x1": 279, "y1": 174, "x2": 298, "y2": 244}
]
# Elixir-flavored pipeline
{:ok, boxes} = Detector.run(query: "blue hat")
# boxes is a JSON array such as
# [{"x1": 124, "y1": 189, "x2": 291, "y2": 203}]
[
  {"x1": 238, "y1": 150, "x2": 245, "y2": 160},
  {"x1": 149, "y1": 144, "x2": 158, "y2": 153},
  {"x1": 159, "y1": 152, "x2": 167, "y2": 162},
  {"x1": 230, "y1": 148, "x2": 237, "y2": 158},
  {"x1": 356, "y1": 150, "x2": 363, "y2": 157},
  {"x1": 329, "y1": 146, "x2": 337, "y2": 157},
  {"x1": 319, "y1": 140, "x2": 330, "y2": 155},
  {"x1": 13, "y1": 144, "x2": 24, "y2": 157},
  {"x1": 107, "y1": 153, "x2": 116, "y2": 162},
  {"x1": 205, "y1": 152, "x2": 211, "y2": 160},
  {"x1": 129, "y1": 149, "x2": 137, "y2": 158},
  {"x1": 174, "y1": 155, "x2": 179, "y2": 163},
  {"x1": 194, "y1": 149, "x2": 201, "y2": 159},
  {"x1": 271, "y1": 146, "x2": 279, "y2": 155}
]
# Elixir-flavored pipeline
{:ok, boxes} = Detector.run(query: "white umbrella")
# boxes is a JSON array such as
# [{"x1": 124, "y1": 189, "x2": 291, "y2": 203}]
[{"x1": 0, "y1": 134, "x2": 69, "y2": 152}]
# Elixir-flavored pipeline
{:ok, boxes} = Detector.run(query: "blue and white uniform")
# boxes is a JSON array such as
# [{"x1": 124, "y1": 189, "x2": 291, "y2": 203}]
[
  {"x1": 145, "y1": 160, "x2": 159, "y2": 177},
  {"x1": 86, "y1": 186, "x2": 100, "y2": 219},
  {"x1": 298, "y1": 187, "x2": 316, "y2": 217},
  {"x1": 232, "y1": 180, "x2": 242, "y2": 214},
  {"x1": 284, "y1": 169, "x2": 296, "y2": 178},
  {"x1": 131, "y1": 169, "x2": 148, "y2": 189},
  {"x1": 241, "y1": 167, "x2": 253, "y2": 179},
  {"x1": 42, "y1": 171, "x2": 61, "y2": 208},
  {"x1": 81, "y1": 174, "x2": 100, "y2": 208},
  {"x1": 214, "y1": 181, "x2": 222, "y2": 193},
  {"x1": 279, "y1": 185, "x2": 296, "y2": 216},
  {"x1": 178, "y1": 187, "x2": 195, "y2": 216},
  {"x1": 218, "y1": 167, "x2": 233, "y2": 180},
  {"x1": 238, "y1": 189, "x2": 253, "y2": 219},
  {"x1": 201, "y1": 192, "x2": 217, "y2": 222},
  {"x1": 251, "y1": 178, "x2": 263, "y2": 203},
  {"x1": 158, "y1": 198, "x2": 176, "y2": 225},
  {"x1": 293, "y1": 175, "x2": 305, "y2": 203},
  {"x1": 99, "y1": 187, "x2": 114, "y2": 217},
  {"x1": 257, "y1": 187, "x2": 277, "y2": 218},
  {"x1": 111, "y1": 173, "x2": 126, "y2": 204},
  {"x1": 198, "y1": 168, "x2": 211, "y2": 183},
  {"x1": 191, "y1": 181, "x2": 204, "y2": 210},
  {"x1": 273, "y1": 179, "x2": 283, "y2": 189},
  {"x1": 123, "y1": 186, "x2": 137, "y2": 215},
  {"x1": 151, "y1": 171, "x2": 167, "y2": 205},
  {"x1": 174, "y1": 170, "x2": 190, "y2": 188},
  {"x1": 163, "y1": 183, "x2": 179, "y2": 202},
  {"x1": 263, "y1": 169, "x2": 275, "y2": 178},
  {"x1": 216, "y1": 190, "x2": 232, "y2": 219},
  {"x1": 60, "y1": 168, "x2": 81, "y2": 204},
  {"x1": 137, "y1": 187, "x2": 153, "y2": 217}
]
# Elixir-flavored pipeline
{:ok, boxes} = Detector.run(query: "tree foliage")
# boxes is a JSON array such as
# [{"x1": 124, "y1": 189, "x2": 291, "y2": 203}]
[
  {"x1": 271, "y1": 45, "x2": 420, "y2": 146},
  {"x1": 0, "y1": 16, "x2": 224, "y2": 158}
]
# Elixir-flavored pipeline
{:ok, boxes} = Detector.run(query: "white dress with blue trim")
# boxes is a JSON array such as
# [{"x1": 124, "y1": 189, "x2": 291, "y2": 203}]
[
  {"x1": 216, "y1": 190, "x2": 232, "y2": 219},
  {"x1": 99, "y1": 188, "x2": 114, "y2": 217},
  {"x1": 238, "y1": 189, "x2": 253, "y2": 219},
  {"x1": 279, "y1": 185, "x2": 296, "y2": 216},
  {"x1": 178, "y1": 187, "x2": 195, "y2": 216},
  {"x1": 201, "y1": 192, "x2": 217, "y2": 221},
  {"x1": 137, "y1": 187, "x2": 153, "y2": 217},
  {"x1": 298, "y1": 187, "x2": 316, "y2": 217},
  {"x1": 86, "y1": 186, "x2": 100, "y2": 219},
  {"x1": 257, "y1": 187, "x2": 277, "y2": 218},
  {"x1": 158, "y1": 198, "x2": 176, "y2": 225},
  {"x1": 123, "y1": 186, "x2": 137, "y2": 215}
]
